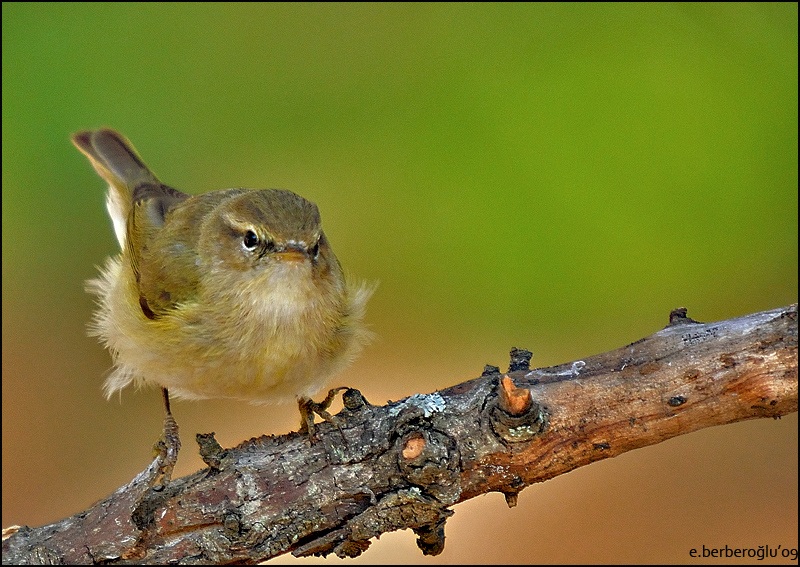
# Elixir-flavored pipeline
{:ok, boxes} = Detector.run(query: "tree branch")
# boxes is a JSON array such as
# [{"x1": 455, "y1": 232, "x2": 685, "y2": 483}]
[{"x1": 3, "y1": 304, "x2": 797, "y2": 564}]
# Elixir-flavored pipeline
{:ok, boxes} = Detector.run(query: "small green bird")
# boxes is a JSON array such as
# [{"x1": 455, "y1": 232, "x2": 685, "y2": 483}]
[{"x1": 72, "y1": 128, "x2": 373, "y2": 444}]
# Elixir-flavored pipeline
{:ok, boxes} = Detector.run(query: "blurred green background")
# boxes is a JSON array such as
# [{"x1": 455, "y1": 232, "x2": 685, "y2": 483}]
[{"x1": 3, "y1": 3, "x2": 797, "y2": 564}]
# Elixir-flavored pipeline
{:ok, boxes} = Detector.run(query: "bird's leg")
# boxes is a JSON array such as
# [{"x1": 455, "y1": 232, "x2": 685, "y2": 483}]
[
  {"x1": 153, "y1": 387, "x2": 181, "y2": 487},
  {"x1": 298, "y1": 387, "x2": 348, "y2": 440},
  {"x1": 130, "y1": 388, "x2": 182, "y2": 537}
]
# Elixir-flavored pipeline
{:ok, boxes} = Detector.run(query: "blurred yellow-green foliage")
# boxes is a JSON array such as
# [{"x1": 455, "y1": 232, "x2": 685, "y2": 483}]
[{"x1": 3, "y1": 3, "x2": 796, "y2": 564}]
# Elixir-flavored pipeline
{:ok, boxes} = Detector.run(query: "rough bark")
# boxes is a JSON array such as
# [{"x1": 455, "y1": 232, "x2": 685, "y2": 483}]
[{"x1": 3, "y1": 304, "x2": 797, "y2": 565}]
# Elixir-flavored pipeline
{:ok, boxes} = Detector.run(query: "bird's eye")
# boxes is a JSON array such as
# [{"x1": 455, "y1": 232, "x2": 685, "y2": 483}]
[
  {"x1": 311, "y1": 240, "x2": 320, "y2": 259},
  {"x1": 242, "y1": 230, "x2": 260, "y2": 251}
]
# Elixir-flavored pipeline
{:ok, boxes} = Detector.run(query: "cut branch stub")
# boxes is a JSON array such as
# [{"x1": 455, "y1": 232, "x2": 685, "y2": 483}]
[
  {"x1": 488, "y1": 374, "x2": 548, "y2": 444},
  {"x1": 401, "y1": 432, "x2": 426, "y2": 460},
  {"x1": 669, "y1": 306, "x2": 702, "y2": 325},
  {"x1": 498, "y1": 375, "x2": 533, "y2": 415},
  {"x1": 396, "y1": 429, "x2": 461, "y2": 505},
  {"x1": 482, "y1": 364, "x2": 501, "y2": 376},
  {"x1": 508, "y1": 347, "x2": 533, "y2": 372},
  {"x1": 412, "y1": 514, "x2": 449, "y2": 556},
  {"x1": 196, "y1": 432, "x2": 228, "y2": 470}
]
